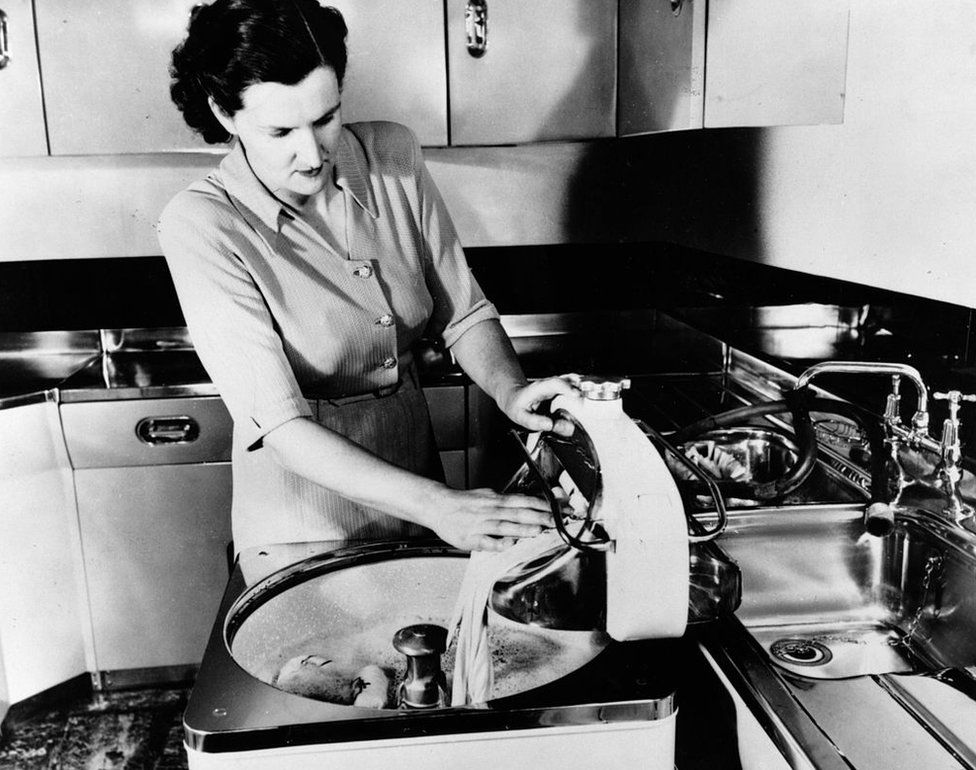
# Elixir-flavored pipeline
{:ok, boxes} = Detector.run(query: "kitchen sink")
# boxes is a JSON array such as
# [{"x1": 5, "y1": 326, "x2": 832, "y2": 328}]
[{"x1": 718, "y1": 503, "x2": 976, "y2": 679}]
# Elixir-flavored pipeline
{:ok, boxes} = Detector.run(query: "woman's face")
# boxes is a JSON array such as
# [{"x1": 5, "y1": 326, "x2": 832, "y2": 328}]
[{"x1": 212, "y1": 66, "x2": 343, "y2": 206}]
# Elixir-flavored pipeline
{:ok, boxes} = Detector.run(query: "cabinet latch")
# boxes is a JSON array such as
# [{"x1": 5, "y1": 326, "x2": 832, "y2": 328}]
[
  {"x1": 465, "y1": 0, "x2": 487, "y2": 58},
  {"x1": 0, "y1": 10, "x2": 10, "y2": 70},
  {"x1": 136, "y1": 415, "x2": 201, "y2": 445}
]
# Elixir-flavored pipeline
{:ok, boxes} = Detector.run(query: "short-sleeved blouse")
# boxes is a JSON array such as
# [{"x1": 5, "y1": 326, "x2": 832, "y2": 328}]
[{"x1": 157, "y1": 121, "x2": 499, "y2": 549}]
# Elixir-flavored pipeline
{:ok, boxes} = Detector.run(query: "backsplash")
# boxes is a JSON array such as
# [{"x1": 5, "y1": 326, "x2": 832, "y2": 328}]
[{"x1": 2, "y1": 242, "x2": 974, "y2": 394}]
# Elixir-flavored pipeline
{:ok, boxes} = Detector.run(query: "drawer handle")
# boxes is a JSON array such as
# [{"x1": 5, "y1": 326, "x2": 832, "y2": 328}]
[
  {"x1": 0, "y1": 9, "x2": 10, "y2": 70},
  {"x1": 136, "y1": 415, "x2": 200, "y2": 445},
  {"x1": 465, "y1": 0, "x2": 487, "y2": 58}
]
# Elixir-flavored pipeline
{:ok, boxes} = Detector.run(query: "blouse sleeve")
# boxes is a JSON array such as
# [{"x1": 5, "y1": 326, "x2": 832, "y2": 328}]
[
  {"x1": 157, "y1": 190, "x2": 312, "y2": 451},
  {"x1": 411, "y1": 134, "x2": 500, "y2": 348}
]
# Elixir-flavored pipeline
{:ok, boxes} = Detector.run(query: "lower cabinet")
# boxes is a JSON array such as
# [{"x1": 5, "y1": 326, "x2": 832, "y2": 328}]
[
  {"x1": 71, "y1": 463, "x2": 232, "y2": 681},
  {"x1": 60, "y1": 396, "x2": 233, "y2": 684}
]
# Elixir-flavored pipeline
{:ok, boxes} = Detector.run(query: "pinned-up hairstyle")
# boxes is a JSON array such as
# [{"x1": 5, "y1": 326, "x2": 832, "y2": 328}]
[{"x1": 170, "y1": 0, "x2": 348, "y2": 144}]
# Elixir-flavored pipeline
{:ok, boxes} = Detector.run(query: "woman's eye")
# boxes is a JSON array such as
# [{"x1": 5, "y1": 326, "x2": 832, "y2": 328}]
[
  {"x1": 270, "y1": 129, "x2": 290, "y2": 138},
  {"x1": 314, "y1": 114, "x2": 335, "y2": 128}
]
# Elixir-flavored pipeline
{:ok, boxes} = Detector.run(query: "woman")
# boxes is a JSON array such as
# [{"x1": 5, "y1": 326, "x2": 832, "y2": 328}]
[{"x1": 158, "y1": 0, "x2": 577, "y2": 554}]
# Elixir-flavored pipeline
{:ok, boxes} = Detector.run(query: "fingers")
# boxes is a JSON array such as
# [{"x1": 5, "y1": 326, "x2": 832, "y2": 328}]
[
  {"x1": 475, "y1": 535, "x2": 517, "y2": 552},
  {"x1": 505, "y1": 376, "x2": 581, "y2": 435}
]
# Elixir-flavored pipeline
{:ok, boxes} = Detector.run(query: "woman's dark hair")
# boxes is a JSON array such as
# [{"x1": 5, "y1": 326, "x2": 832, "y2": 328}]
[{"x1": 170, "y1": 0, "x2": 347, "y2": 143}]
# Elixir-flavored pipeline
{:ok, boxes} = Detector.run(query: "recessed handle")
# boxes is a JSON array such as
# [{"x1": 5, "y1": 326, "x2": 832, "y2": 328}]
[
  {"x1": 0, "y1": 9, "x2": 10, "y2": 70},
  {"x1": 136, "y1": 415, "x2": 200, "y2": 445},
  {"x1": 465, "y1": 0, "x2": 487, "y2": 58}
]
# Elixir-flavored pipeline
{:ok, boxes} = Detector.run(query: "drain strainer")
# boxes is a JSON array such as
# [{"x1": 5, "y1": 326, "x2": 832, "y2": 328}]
[{"x1": 770, "y1": 638, "x2": 833, "y2": 667}]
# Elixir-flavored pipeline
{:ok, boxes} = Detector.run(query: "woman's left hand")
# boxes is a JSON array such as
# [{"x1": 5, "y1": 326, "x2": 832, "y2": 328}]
[{"x1": 497, "y1": 376, "x2": 581, "y2": 437}]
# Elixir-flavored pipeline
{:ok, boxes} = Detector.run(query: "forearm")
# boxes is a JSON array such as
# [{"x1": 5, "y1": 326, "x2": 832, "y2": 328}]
[
  {"x1": 262, "y1": 415, "x2": 554, "y2": 551},
  {"x1": 263, "y1": 417, "x2": 445, "y2": 529},
  {"x1": 450, "y1": 319, "x2": 528, "y2": 407},
  {"x1": 450, "y1": 319, "x2": 580, "y2": 437}
]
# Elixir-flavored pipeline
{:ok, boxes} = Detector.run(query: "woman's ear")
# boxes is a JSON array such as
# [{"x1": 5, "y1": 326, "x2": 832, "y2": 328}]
[{"x1": 208, "y1": 96, "x2": 237, "y2": 136}]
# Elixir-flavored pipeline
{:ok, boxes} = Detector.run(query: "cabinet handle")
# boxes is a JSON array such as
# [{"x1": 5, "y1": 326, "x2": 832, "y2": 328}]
[
  {"x1": 135, "y1": 415, "x2": 201, "y2": 445},
  {"x1": 465, "y1": 0, "x2": 487, "y2": 58},
  {"x1": 0, "y1": 9, "x2": 10, "y2": 70}
]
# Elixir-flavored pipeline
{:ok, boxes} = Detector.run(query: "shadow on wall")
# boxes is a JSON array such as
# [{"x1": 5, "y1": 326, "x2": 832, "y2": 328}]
[{"x1": 562, "y1": 127, "x2": 765, "y2": 257}]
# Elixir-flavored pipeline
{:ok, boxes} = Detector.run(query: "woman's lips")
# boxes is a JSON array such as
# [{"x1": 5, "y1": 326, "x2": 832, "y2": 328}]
[{"x1": 295, "y1": 165, "x2": 324, "y2": 178}]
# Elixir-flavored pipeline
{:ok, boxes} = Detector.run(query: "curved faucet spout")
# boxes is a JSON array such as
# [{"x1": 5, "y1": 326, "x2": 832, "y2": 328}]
[{"x1": 795, "y1": 361, "x2": 930, "y2": 435}]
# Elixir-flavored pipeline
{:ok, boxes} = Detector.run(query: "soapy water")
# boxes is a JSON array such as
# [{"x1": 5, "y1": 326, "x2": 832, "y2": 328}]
[{"x1": 238, "y1": 611, "x2": 609, "y2": 708}]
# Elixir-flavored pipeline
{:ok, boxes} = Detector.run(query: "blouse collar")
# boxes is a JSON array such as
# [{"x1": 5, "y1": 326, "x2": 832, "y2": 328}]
[{"x1": 217, "y1": 125, "x2": 379, "y2": 233}]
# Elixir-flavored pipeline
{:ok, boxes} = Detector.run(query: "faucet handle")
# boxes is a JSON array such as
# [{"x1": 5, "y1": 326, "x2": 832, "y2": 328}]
[
  {"x1": 884, "y1": 374, "x2": 903, "y2": 426},
  {"x1": 933, "y1": 391, "x2": 976, "y2": 420},
  {"x1": 932, "y1": 391, "x2": 976, "y2": 462}
]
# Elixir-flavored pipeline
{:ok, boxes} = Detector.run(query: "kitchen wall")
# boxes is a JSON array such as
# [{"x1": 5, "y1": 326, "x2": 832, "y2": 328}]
[{"x1": 0, "y1": 1, "x2": 972, "y2": 309}]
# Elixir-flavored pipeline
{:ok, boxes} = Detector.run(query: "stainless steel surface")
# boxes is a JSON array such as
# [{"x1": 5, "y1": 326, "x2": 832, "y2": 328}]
[
  {"x1": 60, "y1": 397, "x2": 231, "y2": 468},
  {"x1": 680, "y1": 427, "x2": 799, "y2": 507},
  {"x1": 617, "y1": 0, "x2": 706, "y2": 135},
  {"x1": 73, "y1": 462, "x2": 232, "y2": 673},
  {"x1": 703, "y1": 0, "x2": 849, "y2": 128},
  {"x1": 0, "y1": 0, "x2": 46, "y2": 156},
  {"x1": 60, "y1": 394, "x2": 233, "y2": 677},
  {"x1": 36, "y1": 0, "x2": 211, "y2": 154},
  {"x1": 447, "y1": 0, "x2": 617, "y2": 145},
  {"x1": 327, "y1": 0, "x2": 448, "y2": 146},
  {"x1": 186, "y1": 540, "x2": 676, "y2": 754},
  {"x1": 720, "y1": 503, "x2": 976, "y2": 679}
]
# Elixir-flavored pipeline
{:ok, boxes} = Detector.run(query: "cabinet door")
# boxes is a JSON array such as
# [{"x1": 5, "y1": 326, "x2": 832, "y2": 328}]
[
  {"x1": 35, "y1": 0, "x2": 211, "y2": 155},
  {"x1": 704, "y1": 0, "x2": 850, "y2": 128},
  {"x1": 328, "y1": 0, "x2": 447, "y2": 147},
  {"x1": 74, "y1": 463, "x2": 232, "y2": 673},
  {"x1": 0, "y1": 0, "x2": 47, "y2": 156},
  {"x1": 0, "y1": 401, "x2": 86, "y2": 703},
  {"x1": 446, "y1": 0, "x2": 617, "y2": 146},
  {"x1": 618, "y1": 0, "x2": 707, "y2": 136}
]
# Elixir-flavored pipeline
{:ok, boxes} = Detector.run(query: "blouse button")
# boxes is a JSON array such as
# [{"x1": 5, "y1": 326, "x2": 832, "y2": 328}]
[
  {"x1": 381, "y1": 356, "x2": 397, "y2": 369},
  {"x1": 376, "y1": 314, "x2": 394, "y2": 327},
  {"x1": 354, "y1": 264, "x2": 373, "y2": 279}
]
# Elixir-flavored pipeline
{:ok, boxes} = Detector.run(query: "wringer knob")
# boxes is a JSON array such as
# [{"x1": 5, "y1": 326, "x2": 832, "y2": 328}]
[
  {"x1": 392, "y1": 623, "x2": 449, "y2": 709},
  {"x1": 569, "y1": 374, "x2": 632, "y2": 401}
]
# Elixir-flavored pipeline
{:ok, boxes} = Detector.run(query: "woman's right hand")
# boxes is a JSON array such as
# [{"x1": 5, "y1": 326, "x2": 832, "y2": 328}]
[{"x1": 424, "y1": 487, "x2": 554, "y2": 552}]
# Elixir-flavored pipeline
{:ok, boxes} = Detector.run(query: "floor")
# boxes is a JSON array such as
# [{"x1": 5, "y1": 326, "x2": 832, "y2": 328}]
[{"x1": 0, "y1": 687, "x2": 189, "y2": 769}]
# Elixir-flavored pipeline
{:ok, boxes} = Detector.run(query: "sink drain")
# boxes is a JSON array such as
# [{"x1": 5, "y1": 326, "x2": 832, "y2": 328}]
[{"x1": 770, "y1": 638, "x2": 833, "y2": 667}]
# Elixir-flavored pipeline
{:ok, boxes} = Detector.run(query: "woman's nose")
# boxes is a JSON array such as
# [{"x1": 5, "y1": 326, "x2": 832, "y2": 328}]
[{"x1": 294, "y1": 129, "x2": 323, "y2": 168}]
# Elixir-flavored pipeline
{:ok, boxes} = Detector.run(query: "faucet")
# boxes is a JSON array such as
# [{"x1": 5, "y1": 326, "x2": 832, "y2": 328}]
[
  {"x1": 795, "y1": 361, "x2": 931, "y2": 442},
  {"x1": 796, "y1": 361, "x2": 976, "y2": 530}
]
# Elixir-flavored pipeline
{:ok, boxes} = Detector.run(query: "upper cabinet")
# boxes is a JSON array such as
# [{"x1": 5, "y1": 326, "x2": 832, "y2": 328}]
[
  {"x1": 328, "y1": 0, "x2": 447, "y2": 147},
  {"x1": 620, "y1": 0, "x2": 851, "y2": 136},
  {"x1": 35, "y1": 1, "x2": 209, "y2": 155},
  {"x1": 7, "y1": 0, "x2": 852, "y2": 156},
  {"x1": 0, "y1": 0, "x2": 48, "y2": 157},
  {"x1": 33, "y1": 0, "x2": 448, "y2": 155},
  {"x1": 704, "y1": 0, "x2": 850, "y2": 128},
  {"x1": 618, "y1": 0, "x2": 707, "y2": 134},
  {"x1": 446, "y1": 0, "x2": 617, "y2": 146}
]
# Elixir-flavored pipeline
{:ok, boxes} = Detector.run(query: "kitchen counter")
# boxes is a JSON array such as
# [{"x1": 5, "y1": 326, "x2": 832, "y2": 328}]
[
  {"x1": 5, "y1": 309, "x2": 976, "y2": 768},
  {"x1": 0, "y1": 310, "x2": 709, "y2": 406}
]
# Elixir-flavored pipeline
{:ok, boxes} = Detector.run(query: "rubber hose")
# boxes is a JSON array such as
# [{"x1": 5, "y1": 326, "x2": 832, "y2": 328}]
[{"x1": 674, "y1": 392, "x2": 892, "y2": 530}]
